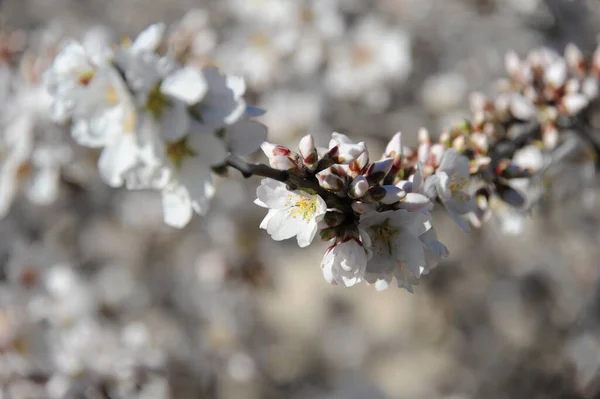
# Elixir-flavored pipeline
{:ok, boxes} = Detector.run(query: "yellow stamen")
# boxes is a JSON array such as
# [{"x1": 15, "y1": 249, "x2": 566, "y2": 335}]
[
  {"x1": 167, "y1": 136, "x2": 196, "y2": 170},
  {"x1": 370, "y1": 218, "x2": 399, "y2": 255},
  {"x1": 287, "y1": 195, "x2": 318, "y2": 222}
]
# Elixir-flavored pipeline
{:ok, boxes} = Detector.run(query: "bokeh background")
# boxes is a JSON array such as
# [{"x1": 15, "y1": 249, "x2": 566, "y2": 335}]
[{"x1": 1, "y1": 0, "x2": 600, "y2": 398}]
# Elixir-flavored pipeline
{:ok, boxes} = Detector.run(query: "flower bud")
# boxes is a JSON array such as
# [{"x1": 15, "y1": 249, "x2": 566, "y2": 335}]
[
  {"x1": 261, "y1": 142, "x2": 292, "y2": 158},
  {"x1": 379, "y1": 185, "x2": 406, "y2": 205},
  {"x1": 351, "y1": 201, "x2": 375, "y2": 214},
  {"x1": 385, "y1": 132, "x2": 403, "y2": 159},
  {"x1": 582, "y1": 77, "x2": 598, "y2": 99},
  {"x1": 496, "y1": 182, "x2": 526, "y2": 207},
  {"x1": 397, "y1": 193, "x2": 433, "y2": 212},
  {"x1": 316, "y1": 169, "x2": 344, "y2": 191},
  {"x1": 544, "y1": 60, "x2": 567, "y2": 88},
  {"x1": 338, "y1": 142, "x2": 366, "y2": 163},
  {"x1": 396, "y1": 179, "x2": 412, "y2": 192},
  {"x1": 324, "y1": 211, "x2": 345, "y2": 227},
  {"x1": 565, "y1": 43, "x2": 584, "y2": 74},
  {"x1": 504, "y1": 50, "x2": 521, "y2": 78},
  {"x1": 299, "y1": 134, "x2": 317, "y2": 164},
  {"x1": 542, "y1": 123, "x2": 559, "y2": 150},
  {"x1": 365, "y1": 158, "x2": 394, "y2": 184},
  {"x1": 270, "y1": 155, "x2": 296, "y2": 170},
  {"x1": 349, "y1": 175, "x2": 369, "y2": 198},
  {"x1": 329, "y1": 132, "x2": 354, "y2": 148},
  {"x1": 560, "y1": 93, "x2": 588, "y2": 115},
  {"x1": 320, "y1": 227, "x2": 338, "y2": 241},
  {"x1": 510, "y1": 94, "x2": 536, "y2": 120}
]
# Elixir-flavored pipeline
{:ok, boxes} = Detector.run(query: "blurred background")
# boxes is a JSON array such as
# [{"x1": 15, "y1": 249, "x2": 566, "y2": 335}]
[{"x1": 1, "y1": 0, "x2": 600, "y2": 398}]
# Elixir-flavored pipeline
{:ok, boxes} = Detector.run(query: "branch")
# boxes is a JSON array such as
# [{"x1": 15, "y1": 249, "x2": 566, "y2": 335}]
[{"x1": 225, "y1": 154, "x2": 336, "y2": 202}]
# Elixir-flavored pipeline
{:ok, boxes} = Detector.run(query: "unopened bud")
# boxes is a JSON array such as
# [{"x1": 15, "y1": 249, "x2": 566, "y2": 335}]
[
  {"x1": 396, "y1": 179, "x2": 412, "y2": 192},
  {"x1": 510, "y1": 94, "x2": 536, "y2": 120},
  {"x1": 320, "y1": 227, "x2": 338, "y2": 241},
  {"x1": 299, "y1": 134, "x2": 317, "y2": 164},
  {"x1": 365, "y1": 158, "x2": 394, "y2": 184},
  {"x1": 397, "y1": 193, "x2": 433, "y2": 212},
  {"x1": 351, "y1": 201, "x2": 375, "y2": 214},
  {"x1": 270, "y1": 155, "x2": 296, "y2": 170},
  {"x1": 544, "y1": 60, "x2": 567, "y2": 88},
  {"x1": 324, "y1": 211, "x2": 346, "y2": 227},
  {"x1": 504, "y1": 50, "x2": 521, "y2": 77},
  {"x1": 496, "y1": 182, "x2": 526, "y2": 207},
  {"x1": 338, "y1": 142, "x2": 366, "y2": 163},
  {"x1": 379, "y1": 185, "x2": 407, "y2": 205},
  {"x1": 560, "y1": 93, "x2": 588, "y2": 115},
  {"x1": 565, "y1": 43, "x2": 584, "y2": 74},
  {"x1": 316, "y1": 169, "x2": 345, "y2": 191},
  {"x1": 261, "y1": 142, "x2": 291, "y2": 158},
  {"x1": 385, "y1": 132, "x2": 403, "y2": 159},
  {"x1": 349, "y1": 175, "x2": 369, "y2": 198}
]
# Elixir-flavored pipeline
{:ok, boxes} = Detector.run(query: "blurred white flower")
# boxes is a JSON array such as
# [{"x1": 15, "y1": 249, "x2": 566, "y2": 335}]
[{"x1": 423, "y1": 149, "x2": 475, "y2": 231}]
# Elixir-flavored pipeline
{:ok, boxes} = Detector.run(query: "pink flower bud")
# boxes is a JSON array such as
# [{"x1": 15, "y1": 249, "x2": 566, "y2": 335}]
[
  {"x1": 299, "y1": 134, "x2": 317, "y2": 163},
  {"x1": 270, "y1": 155, "x2": 296, "y2": 170},
  {"x1": 316, "y1": 169, "x2": 344, "y2": 191},
  {"x1": 385, "y1": 132, "x2": 403, "y2": 159},
  {"x1": 365, "y1": 158, "x2": 394, "y2": 184}
]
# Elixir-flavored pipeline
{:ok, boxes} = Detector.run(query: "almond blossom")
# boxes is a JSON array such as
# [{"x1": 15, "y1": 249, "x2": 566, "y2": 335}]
[{"x1": 255, "y1": 178, "x2": 327, "y2": 248}]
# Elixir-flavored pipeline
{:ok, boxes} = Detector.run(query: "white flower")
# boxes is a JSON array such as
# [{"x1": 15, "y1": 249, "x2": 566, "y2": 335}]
[
  {"x1": 25, "y1": 142, "x2": 72, "y2": 206},
  {"x1": 321, "y1": 238, "x2": 369, "y2": 287},
  {"x1": 423, "y1": 149, "x2": 475, "y2": 231},
  {"x1": 325, "y1": 16, "x2": 412, "y2": 104},
  {"x1": 157, "y1": 130, "x2": 227, "y2": 227},
  {"x1": 44, "y1": 40, "x2": 115, "y2": 126},
  {"x1": 358, "y1": 209, "x2": 432, "y2": 291},
  {"x1": 255, "y1": 178, "x2": 327, "y2": 247}
]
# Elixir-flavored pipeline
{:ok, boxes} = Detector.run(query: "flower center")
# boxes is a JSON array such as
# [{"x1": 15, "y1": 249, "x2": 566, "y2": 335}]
[
  {"x1": 447, "y1": 173, "x2": 468, "y2": 197},
  {"x1": 370, "y1": 218, "x2": 399, "y2": 255},
  {"x1": 78, "y1": 69, "x2": 95, "y2": 86},
  {"x1": 167, "y1": 136, "x2": 196, "y2": 170},
  {"x1": 288, "y1": 195, "x2": 317, "y2": 222},
  {"x1": 145, "y1": 84, "x2": 172, "y2": 119}
]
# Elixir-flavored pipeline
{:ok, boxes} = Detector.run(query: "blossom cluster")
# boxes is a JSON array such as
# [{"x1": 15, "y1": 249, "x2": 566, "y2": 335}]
[
  {"x1": 257, "y1": 132, "x2": 451, "y2": 291},
  {"x1": 44, "y1": 24, "x2": 267, "y2": 228},
  {"x1": 0, "y1": 14, "x2": 597, "y2": 293}
]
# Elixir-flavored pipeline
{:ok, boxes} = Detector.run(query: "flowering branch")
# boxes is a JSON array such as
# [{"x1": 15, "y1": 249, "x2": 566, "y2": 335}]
[{"x1": 18, "y1": 19, "x2": 599, "y2": 292}]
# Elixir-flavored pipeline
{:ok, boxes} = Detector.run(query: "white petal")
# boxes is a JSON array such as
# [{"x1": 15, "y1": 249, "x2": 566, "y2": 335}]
[
  {"x1": 161, "y1": 67, "x2": 208, "y2": 105},
  {"x1": 98, "y1": 135, "x2": 139, "y2": 187},
  {"x1": 187, "y1": 132, "x2": 227, "y2": 166},
  {"x1": 161, "y1": 183, "x2": 193, "y2": 228},
  {"x1": 26, "y1": 167, "x2": 60, "y2": 205},
  {"x1": 225, "y1": 120, "x2": 268, "y2": 156},
  {"x1": 296, "y1": 221, "x2": 318, "y2": 248},
  {"x1": 132, "y1": 23, "x2": 165, "y2": 53},
  {"x1": 259, "y1": 209, "x2": 278, "y2": 230},
  {"x1": 267, "y1": 210, "x2": 302, "y2": 241}
]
